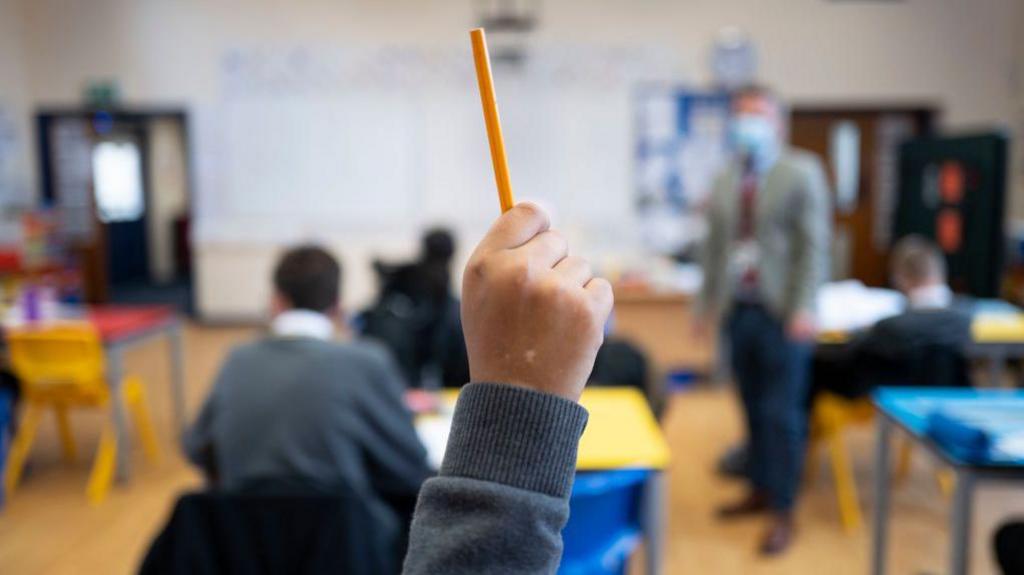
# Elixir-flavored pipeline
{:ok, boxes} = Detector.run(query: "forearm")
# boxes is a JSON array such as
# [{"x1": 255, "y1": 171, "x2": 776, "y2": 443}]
[{"x1": 403, "y1": 383, "x2": 588, "y2": 575}]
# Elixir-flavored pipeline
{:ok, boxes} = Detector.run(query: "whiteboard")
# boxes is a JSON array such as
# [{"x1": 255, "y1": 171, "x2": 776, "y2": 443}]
[{"x1": 194, "y1": 44, "x2": 677, "y2": 243}]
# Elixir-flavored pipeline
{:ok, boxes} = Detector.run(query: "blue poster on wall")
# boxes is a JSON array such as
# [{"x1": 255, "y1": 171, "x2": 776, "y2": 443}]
[{"x1": 634, "y1": 87, "x2": 732, "y2": 255}]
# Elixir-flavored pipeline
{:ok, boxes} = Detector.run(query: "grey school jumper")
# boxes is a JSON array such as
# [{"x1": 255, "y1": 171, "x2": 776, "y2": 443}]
[
  {"x1": 183, "y1": 337, "x2": 432, "y2": 502},
  {"x1": 403, "y1": 383, "x2": 589, "y2": 575}
]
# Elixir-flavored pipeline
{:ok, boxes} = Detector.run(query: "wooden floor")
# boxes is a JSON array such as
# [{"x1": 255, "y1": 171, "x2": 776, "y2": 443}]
[{"x1": 1, "y1": 324, "x2": 1022, "y2": 574}]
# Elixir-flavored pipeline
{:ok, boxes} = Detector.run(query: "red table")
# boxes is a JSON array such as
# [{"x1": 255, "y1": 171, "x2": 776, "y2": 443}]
[
  {"x1": 87, "y1": 305, "x2": 185, "y2": 480},
  {"x1": 88, "y1": 305, "x2": 176, "y2": 343}
]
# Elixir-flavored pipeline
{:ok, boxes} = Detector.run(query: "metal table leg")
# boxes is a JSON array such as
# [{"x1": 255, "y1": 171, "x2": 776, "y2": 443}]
[
  {"x1": 642, "y1": 471, "x2": 666, "y2": 575},
  {"x1": 871, "y1": 417, "x2": 893, "y2": 575},
  {"x1": 168, "y1": 321, "x2": 186, "y2": 436},
  {"x1": 107, "y1": 346, "x2": 132, "y2": 481},
  {"x1": 950, "y1": 469, "x2": 974, "y2": 575}
]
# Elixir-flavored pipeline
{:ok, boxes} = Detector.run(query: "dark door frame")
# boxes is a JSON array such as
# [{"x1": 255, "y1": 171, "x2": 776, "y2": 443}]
[{"x1": 36, "y1": 106, "x2": 196, "y2": 312}]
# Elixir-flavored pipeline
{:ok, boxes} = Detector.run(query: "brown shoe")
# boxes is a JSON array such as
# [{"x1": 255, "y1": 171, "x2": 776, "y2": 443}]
[
  {"x1": 759, "y1": 513, "x2": 796, "y2": 556},
  {"x1": 716, "y1": 491, "x2": 770, "y2": 519}
]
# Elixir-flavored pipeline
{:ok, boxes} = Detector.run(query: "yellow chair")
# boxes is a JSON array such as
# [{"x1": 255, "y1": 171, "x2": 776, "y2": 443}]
[
  {"x1": 807, "y1": 392, "x2": 953, "y2": 533},
  {"x1": 3, "y1": 325, "x2": 160, "y2": 505},
  {"x1": 807, "y1": 393, "x2": 875, "y2": 533}
]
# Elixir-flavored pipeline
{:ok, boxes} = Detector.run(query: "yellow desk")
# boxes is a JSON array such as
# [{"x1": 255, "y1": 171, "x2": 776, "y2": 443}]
[
  {"x1": 579, "y1": 388, "x2": 670, "y2": 575},
  {"x1": 821, "y1": 315, "x2": 1024, "y2": 344},
  {"x1": 972, "y1": 313, "x2": 1024, "y2": 342},
  {"x1": 425, "y1": 387, "x2": 670, "y2": 470},
  {"x1": 577, "y1": 388, "x2": 670, "y2": 470},
  {"x1": 420, "y1": 386, "x2": 669, "y2": 575},
  {"x1": 969, "y1": 313, "x2": 1024, "y2": 387}
]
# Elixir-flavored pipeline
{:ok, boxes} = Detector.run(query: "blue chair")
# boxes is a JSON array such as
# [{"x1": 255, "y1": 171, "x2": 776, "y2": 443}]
[
  {"x1": 560, "y1": 469, "x2": 650, "y2": 575},
  {"x1": 0, "y1": 388, "x2": 14, "y2": 508}
]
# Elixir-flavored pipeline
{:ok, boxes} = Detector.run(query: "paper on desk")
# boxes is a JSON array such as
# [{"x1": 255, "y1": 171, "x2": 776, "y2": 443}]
[
  {"x1": 816, "y1": 280, "x2": 905, "y2": 333},
  {"x1": 416, "y1": 415, "x2": 452, "y2": 471},
  {"x1": 995, "y1": 431, "x2": 1024, "y2": 461}
]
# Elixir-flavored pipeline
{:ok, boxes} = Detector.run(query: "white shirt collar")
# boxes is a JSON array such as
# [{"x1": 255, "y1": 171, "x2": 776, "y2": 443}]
[
  {"x1": 270, "y1": 309, "x2": 335, "y2": 340},
  {"x1": 907, "y1": 284, "x2": 953, "y2": 310}
]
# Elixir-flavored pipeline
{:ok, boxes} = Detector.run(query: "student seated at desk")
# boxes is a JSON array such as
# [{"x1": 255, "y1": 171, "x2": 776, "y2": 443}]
[
  {"x1": 183, "y1": 245, "x2": 432, "y2": 562},
  {"x1": 813, "y1": 235, "x2": 972, "y2": 399},
  {"x1": 362, "y1": 228, "x2": 469, "y2": 388}
]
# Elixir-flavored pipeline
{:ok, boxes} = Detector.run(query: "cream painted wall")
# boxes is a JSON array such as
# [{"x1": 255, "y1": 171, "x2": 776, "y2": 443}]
[
  {"x1": 0, "y1": 0, "x2": 33, "y2": 209},
  {"x1": 7, "y1": 0, "x2": 1024, "y2": 318}
]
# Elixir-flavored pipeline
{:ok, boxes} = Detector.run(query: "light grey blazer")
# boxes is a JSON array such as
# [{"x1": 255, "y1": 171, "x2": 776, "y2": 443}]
[{"x1": 697, "y1": 148, "x2": 832, "y2": 322}]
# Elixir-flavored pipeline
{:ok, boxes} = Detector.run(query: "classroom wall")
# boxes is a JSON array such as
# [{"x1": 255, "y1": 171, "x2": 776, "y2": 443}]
[
  {"x1": 7, "y1": 0, "x2": 1024, "y2": 318},
  {"x1": 0, "y1": 0, "x2": 33, "y2": 210}
]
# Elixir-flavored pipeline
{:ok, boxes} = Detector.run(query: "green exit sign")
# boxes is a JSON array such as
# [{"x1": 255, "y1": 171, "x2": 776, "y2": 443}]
[{"x1": 83, "y1": 80, "x2": 120, "y2": 109}]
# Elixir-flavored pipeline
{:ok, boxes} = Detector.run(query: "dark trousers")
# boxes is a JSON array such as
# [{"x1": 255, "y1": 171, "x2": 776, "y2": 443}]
[{"x1": 727, "y1": 303, "x2": 811, "y2": 511}]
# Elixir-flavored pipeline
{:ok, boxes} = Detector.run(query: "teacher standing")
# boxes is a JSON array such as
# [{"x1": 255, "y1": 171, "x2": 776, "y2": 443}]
[{"x1": 695, "y1": 84, "x2": 831, "y2": 556}]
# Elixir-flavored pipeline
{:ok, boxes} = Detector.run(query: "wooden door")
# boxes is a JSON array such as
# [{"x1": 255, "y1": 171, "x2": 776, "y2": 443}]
[{"x1": 790, "y1": 107, "x2": 935, "y2": 287}]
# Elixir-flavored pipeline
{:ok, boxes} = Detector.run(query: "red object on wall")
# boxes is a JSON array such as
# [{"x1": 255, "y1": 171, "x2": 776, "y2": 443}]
[
  {"x1": 939, "y1": 161, "x2": 965, "y2": 204},
  {"x1": 936, "y1": 209, "x2": 963, "y2": 253}
]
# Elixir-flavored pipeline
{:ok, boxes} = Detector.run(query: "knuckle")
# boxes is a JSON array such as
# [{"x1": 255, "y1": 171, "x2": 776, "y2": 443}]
[
  {"x1": 466, "y1": 256, "x2": 490, "y2": 280},
  {"x1": 576, "y1": 297, "x2": 600, "y2": 325},
  {"x1": 575, "y1": 257, "x2": 593, "y2": 277},
  {"x1": 515, "y1": 202, "x2": 543, "y2": 221},
  {"x1": 546, "y1": 229, "x2": 567, "y2": 248},
  {"x1": 590, "y1": 278, "x2": 614, "y2": 303},
  {"x1": 560, "y1": 287, "x2": 589, "y2": 315},
  {"x1": 503, "y1": 259, "x2": 532, "y2": 288},
  {"x1": 531, "y1": 277, "x2": 572, "y2": 308},
  {"x1": 535, "y1": 276, "x2": 564, "y2": 299}
]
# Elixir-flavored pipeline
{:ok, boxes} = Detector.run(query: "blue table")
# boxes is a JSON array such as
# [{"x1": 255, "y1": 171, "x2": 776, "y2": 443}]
[{"x1": 872, "y1": 388, "x2": 1024, "y2": 575}]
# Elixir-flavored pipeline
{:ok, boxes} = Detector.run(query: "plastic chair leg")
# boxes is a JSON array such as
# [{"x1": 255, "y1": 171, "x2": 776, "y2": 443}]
[
  {"x1": 86, "y1": 421, "x2": 118, "y2": 505},
  {"x1": 4, "y1": 403, "x2": 43, "y2": 495},
  {"x1": 54, "y1": 406, "x2": 77, "y2": 463},
  {"x1": 827, "y1": 430, "x2": 862, "y2": 533},
  {"x1": 936, "y1": 468, "x2": 955, "y2": 498},
  {"x1": 895, "y1": 437, "x2": 913, "y2": 485},
  {"x1": 123, "y1": 377, "x2": 160, "y2": 464}
]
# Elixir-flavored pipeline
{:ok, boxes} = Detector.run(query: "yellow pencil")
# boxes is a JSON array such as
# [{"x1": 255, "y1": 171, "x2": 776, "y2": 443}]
[{"x1": 470, "y1": 28, "x2": 516, "y2": 213}]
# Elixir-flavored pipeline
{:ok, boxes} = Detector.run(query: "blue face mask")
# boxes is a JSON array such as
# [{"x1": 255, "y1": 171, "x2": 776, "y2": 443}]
[{"x1": 730, "y1": 115, "x2": 779, "y2": 171}]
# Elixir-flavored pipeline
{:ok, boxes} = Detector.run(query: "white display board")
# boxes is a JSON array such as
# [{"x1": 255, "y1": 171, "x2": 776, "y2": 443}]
[
  {"x1": 194, "y1": 44, "x2": 676, "y2": 242},
  {"x1": 191, "y1": 43, "x2": 678, "y2": 317}
]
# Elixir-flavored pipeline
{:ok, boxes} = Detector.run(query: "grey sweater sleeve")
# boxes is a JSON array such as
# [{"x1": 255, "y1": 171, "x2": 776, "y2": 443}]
[
  {"x1": 402, "y1": 383, "x2": 589, "y2": 575},
  {"x1": 182, "y1": 350, "x2": 235, "y2": 475},
  {"x1": 697, "y1": 174, "x2": 729, "y2": 319},
  {"x1": 791, "y1": 154, "x2": 832, "y2": 316}
]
